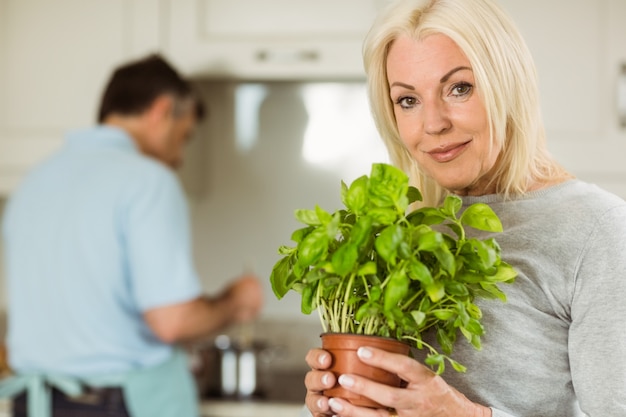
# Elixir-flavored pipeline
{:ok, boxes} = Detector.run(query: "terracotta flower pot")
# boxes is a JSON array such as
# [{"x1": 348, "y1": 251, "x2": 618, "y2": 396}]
[{"x1": 321, "y1": 333, "x2": 410, "y2": 408}]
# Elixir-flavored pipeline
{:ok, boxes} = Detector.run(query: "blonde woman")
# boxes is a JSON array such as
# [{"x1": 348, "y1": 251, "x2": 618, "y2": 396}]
[{"x1": 303, "y1": 0, "x2": 626, "y2": 416}]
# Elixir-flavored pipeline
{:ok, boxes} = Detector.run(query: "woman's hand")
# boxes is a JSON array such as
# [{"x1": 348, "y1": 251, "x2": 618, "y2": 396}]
[
  {"x1": 306, "y1": 345, "x2": 491, "y2": 417},
  {"x1": 304, "y1": 348, "x2": 337, "y2": 416}
]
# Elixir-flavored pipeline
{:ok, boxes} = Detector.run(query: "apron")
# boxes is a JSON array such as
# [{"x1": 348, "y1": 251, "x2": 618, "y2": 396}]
[{"x1": 0, "y1": 349, "x2": 198, "y2": 417}]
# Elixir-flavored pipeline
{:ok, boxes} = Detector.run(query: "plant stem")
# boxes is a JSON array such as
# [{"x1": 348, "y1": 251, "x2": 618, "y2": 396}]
[{"x1": 341, "y1": 273, "x2": 355, "y2": 333}]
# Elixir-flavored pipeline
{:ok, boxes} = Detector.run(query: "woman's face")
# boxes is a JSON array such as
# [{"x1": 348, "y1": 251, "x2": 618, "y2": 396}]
[{"x1": 386, "y1": 33, "x2": 501, "y2": 195}]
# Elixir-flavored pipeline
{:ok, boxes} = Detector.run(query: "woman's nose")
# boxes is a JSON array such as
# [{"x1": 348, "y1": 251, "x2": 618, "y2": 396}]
[{"x1": 423, "y1": 100, "x2": 451, "y2": 136}]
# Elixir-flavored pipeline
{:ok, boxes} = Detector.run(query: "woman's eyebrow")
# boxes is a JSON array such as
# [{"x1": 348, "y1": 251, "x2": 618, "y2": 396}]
[
  {"x1": 440, "y1": 66, "x2": 472, "y2": 83},
  {"x1": 390, "y1": 66, "x2": 473, "y2": 89},
  {"x1": 390, "y1": 81, "x2": 415, "y2": 90}
]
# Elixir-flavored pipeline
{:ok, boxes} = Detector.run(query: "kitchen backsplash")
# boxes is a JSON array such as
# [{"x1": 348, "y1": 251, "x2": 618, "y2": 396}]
[{"x1": 197, "y1": 318, "x2": 324, "y2": 373}]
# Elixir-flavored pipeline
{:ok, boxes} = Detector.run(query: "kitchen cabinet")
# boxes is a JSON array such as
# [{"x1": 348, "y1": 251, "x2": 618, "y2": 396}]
[
  {"x1": 499, "y1": 0, "x2": 626, "y2": 198},
  {"x1": 0, "y1": 0, "x2": 162, "y2": 195},
  {"x1": 163, "y1": 0, "x2": 391, "y2": 80}
]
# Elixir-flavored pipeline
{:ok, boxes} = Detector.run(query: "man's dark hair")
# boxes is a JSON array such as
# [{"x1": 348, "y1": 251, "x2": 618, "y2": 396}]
[{"x1": 97, "y1": 53, "x2": 205, "y2": 123}]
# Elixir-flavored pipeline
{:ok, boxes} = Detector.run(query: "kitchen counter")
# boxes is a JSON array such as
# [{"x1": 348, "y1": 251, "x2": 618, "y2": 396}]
[
  {"x1": 0, "y1": 398, "x2": 304, "y2": 417},
  {"x1": 201, "y1": 400, "x2": 304, "y2": 417},
  {"x1": 0, "y1": 399, "x2": 9, "y2": 417}
]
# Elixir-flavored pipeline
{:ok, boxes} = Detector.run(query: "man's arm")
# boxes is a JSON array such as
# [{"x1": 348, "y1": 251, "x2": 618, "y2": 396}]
[{"x1": 143, "y1": 275, "x2": 263, "y2": 344}]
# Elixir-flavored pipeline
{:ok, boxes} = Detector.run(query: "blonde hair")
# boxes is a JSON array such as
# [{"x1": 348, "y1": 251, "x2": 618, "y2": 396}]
[{"x1": 363, "y1": 0, "x2": 567, "y2": 206}]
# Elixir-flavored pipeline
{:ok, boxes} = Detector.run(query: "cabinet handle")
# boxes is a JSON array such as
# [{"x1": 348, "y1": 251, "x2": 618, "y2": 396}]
[
  {"x1": 255, "y1": 49, "x2": 319, "y2": 63},
  {"x1": 619, "y1": 63, "x2": 626, "y2": 129}
]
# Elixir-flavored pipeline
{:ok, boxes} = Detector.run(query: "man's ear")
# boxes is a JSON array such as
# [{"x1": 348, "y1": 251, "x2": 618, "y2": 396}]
[{"x1": 146, "y1": 94, "x2": 174, "y2": 123}]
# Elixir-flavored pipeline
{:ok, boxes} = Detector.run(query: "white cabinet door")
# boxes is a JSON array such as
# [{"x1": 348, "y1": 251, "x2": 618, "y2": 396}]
[
  {"x1": 500, "y1": 0, "x2": 626, "y2": 199},
  {"x1": 0, "y1": 0, "x2": 162, "y2": 195},
  {"x1": 500, "y1": 0, "x2": 606, "y2": 141},
  {"x1": 164, "y1": 0, "x2": 390, "y2": 80}
]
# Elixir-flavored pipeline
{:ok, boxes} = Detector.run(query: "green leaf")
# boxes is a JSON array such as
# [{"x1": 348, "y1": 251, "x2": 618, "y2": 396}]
[
  {"x1": 368, "y1": 163, "x2": 409, "y2": 210},
  {"x1": 491, "y1": 262, "x2": 518, "y2": 283},
  {"x1": 460, "y1": 240, "x2": 497, "y2": 273},
  {"x1": 357, "y1": 261, "x2": 377, "y2": 276},
  {"x1": 437, "y1": 328, "x2": 454, "y2": 354},
  {"x1": 432, "y1": 309, "x2": 455, "y2": 321},
  {"x1": 434, "y1": 247, "x2": 456, "y2": 276},
  {"x1": 269, "y1": 256, "x2": 295, "y2": 299},
  {"x1": 450, "y1": 359, "x2": 467, "y2": 373},
  {"x1": 460, "y1": 326, "x2": 473, "y2": 343},
  {"x1": 407, "y1": 259, "x2": 434, "y2": 286},
  {"x1": 375, "y1": 224, "x2": 404, "y2": 264},
  {"x1": 384, "y1": 271, "x2": 409, "y2": 311},
  {"x1": 471, "y1": 334, "x2": 482, "y2": 350},
  {"x1": 324, "y1": 212, "x2": 341, "y2": 239},
  {"x1": 349, "y1": 216, "x2": 374, "y2": 247},
  {"x1": 426, "y1": 281, "x2": 445, "y2": 302},
  {"x1": 315, "y1": 205, "x2": 333, "y2": 225},
  {"x1": 410, "y1": 207, "x2": 447, "y2": 226},
  {"x1": 344, "y1": 175, "x2": 368, "y2": 214},
  {"x1": 455, "y1": 302, "x2": 470, "y2": 326},
  {"x1": 466, "y1": 318, "x2": 485, "y2": 336},
  {"x1": 294, "y1": 208, "x2": 321, "y2": 226},
  {"x1": 425, "y1": 354, "x2": 445, "y2": 374},
  {"x1": 479, "y1": 282, "x2": 507, "y2": 301},
  {"x1": 398, "y1": 241, "x2": 412, "y2": 259},
  {"x1": 369, "y1": 285, "x2": 382, "y2": 302},
  {"x1": 444, "y1": 281, "x2": 469, "y2": 297},
  {"x1": 367, "y1": 207, "x2": 399, "y2": 225},
  {"x1": 442, "y1": 195, "x2": 462, "y2": 218},
  {"x1": 410, "y1": 310, "x2": 426, "y2": 326},
  {"x1": 356, "y1": 302, "x2": 380, "y2": 322},
  {"x1": 297, "y1": 229, "x2": 329, "y2": 267},
  {"x1": 291, "y1": 226, "x2": 313, "y2": 243},
  {"x1": 417, "y1": 230, "x2": 445, "y2": 252},
  {"x1": 300, "y1": 283, "x2": 316, "y2": 315},
  {"x1": 277, "y1": 245, "x2": 295, "y2": 256},
  {"x1": 407, "y1": 186, "x2": 423, "y2": 204},
  {"x1": 303, "y1": 267, "x2": 327, "y2": 284},
  {"x1": 445, "y1": 222, "x2": 464, "y2": 240},
  {"x1": 460, "y1": 203, "x2": 503, "y2": 232},
  {"x1": 466, "y1": 303, "x2": 482, "y2": 319},
  {"x1": 331, "y1": 243, "x2": 358, "y2": 277}
]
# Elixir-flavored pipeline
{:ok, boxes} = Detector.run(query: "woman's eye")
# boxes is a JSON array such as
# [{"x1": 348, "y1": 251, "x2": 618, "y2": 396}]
[
  {"x1": 451, "y1": 82, "x2": 472, "y2": 97},
  {"x1": 395, "y1": 96, "x2": 417, "y2": 109}
]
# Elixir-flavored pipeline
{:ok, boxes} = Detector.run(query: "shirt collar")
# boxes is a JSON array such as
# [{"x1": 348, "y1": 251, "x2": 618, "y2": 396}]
[{"x1": 66, "y1": 125, "x2": 139, "y2": 153}]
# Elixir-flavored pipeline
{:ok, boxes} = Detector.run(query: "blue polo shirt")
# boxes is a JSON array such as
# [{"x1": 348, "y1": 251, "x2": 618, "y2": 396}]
[{"x1": 2, "y1": 126, "x2": 202, "y2": 376}]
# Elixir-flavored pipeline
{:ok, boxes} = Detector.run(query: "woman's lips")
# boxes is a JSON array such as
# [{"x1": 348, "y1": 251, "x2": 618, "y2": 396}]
[{"x1": 426, "y1": 140, "x2": 471, "y2": 163}]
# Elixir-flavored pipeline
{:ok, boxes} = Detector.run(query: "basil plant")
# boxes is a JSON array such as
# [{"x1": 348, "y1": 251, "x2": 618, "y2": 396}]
[{"x1": 270, "y1": 163, "x2": 516, "y2": 373}]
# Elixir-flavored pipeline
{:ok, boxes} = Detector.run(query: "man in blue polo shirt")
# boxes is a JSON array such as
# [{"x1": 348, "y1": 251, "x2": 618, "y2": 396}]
[{"x1": 1, "y1": 54, "x2": 263, "y2": 417}]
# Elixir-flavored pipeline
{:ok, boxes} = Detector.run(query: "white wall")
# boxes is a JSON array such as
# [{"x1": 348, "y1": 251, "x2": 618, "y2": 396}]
[
  {"x1": 1, "y1": 0, "x2": 626, "y2": 325},
  {"x1": 178, "y1": 80, "x2": 388, "y2": 321}
]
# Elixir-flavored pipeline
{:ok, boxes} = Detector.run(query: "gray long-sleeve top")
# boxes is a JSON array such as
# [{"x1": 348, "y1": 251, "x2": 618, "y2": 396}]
[{"x1": 428, "y1": 180, "x2": 626, "y2": 416}]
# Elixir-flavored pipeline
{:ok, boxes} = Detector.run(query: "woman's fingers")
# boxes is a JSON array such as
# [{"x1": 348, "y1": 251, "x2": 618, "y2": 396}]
[
  {"x1": 304, "y1": 348, "x2": 336, "y2": 416},
  {"x1": 305, "y1": 348, "x2": 332, "y2": 369},
  {"x1": 328, "y1": 397, "x2": 393, "y2": 417},
  {"x1": 356, "y1": 346, "x2": 435, "y2": 384}
]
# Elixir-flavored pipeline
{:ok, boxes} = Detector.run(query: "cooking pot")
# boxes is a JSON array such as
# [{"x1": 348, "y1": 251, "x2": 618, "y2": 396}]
[{"x1": 189, "y1": 334, "x2": 280, "y2": 400}]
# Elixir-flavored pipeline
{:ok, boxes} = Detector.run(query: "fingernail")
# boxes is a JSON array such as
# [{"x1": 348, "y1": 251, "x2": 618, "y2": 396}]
[
  {"x1": 357, "y1": 347, "x2": 373, "y2": 359},
  {"x1": 329, "y1": 398, "x2": 343, "y2": 412},
  {"x1": 316, "y1": 398, "x2": 324, "y2": 409},
  {"x1": 319, "y1": 353, "x2": 329, "y2": 366},
  {"x1": 338, "y1": 374, "x2": 355, "y2": 388},
  {"x1": 322, "y1": 373, "x2": 331, "y2": 386}
]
